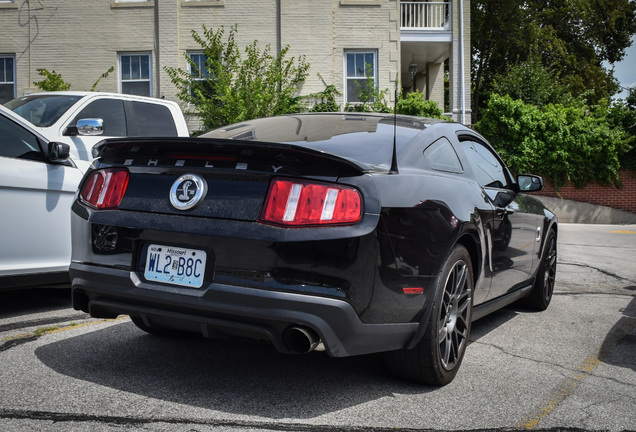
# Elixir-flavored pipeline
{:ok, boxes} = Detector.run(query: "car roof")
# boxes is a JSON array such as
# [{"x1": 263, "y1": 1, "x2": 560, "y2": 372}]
[
  {"x1": 11, "y1": 91, "x2": 178, "y2": 105},
  {"x1": 203, "y1": 112, "x2": 450, "y2": 143}
]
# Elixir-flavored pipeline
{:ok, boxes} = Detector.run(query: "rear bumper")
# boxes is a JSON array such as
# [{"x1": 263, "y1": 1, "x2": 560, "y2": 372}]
[{"x1": 70, "y1": 263, "x2": 418, "y2": 357}]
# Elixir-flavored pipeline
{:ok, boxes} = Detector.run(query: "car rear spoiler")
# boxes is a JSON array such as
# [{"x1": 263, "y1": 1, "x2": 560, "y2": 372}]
[{"x1": 93, "y1": 137, "x2": 379, "y2": 177}]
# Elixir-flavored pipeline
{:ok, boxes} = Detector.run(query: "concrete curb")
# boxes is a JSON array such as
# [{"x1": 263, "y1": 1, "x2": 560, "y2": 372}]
[{"x1": 533, "y1": 195, "x2": 636, "y2": 224}]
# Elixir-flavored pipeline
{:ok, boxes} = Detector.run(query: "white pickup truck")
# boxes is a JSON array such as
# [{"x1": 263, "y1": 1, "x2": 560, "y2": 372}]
[
  {"x1": 1, "y1": 92, "x2": 189, "y2": 289},
  {"x1": 5, "y1": 91, "x2": 189, "y2": 171}
]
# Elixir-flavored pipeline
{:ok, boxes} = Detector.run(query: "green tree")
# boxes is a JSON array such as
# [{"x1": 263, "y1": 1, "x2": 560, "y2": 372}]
[
  {"x1": 475, "y1": 94, "x2": 626, "y2": 188},
  {"x1": 606, "y1": 93, "x2": 636, "y2": 170},
  {"x1": 490, "y1": 51, "x2": 573, "y2": 106},
  {"x1": 33, "y1": 68, "x2": 71, "y2": 91},
  {"x1": 472, "y1": 0, "x2": 636, "y2": 118},
  {"x1": 165, "y1": 25, "x2": 310, "y2": 131}
]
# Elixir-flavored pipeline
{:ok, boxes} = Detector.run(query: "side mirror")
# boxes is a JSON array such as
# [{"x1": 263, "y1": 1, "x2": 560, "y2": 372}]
[
  {"x1": 48, "y1": 141, "x2": 71, "y2": 163},
  {"x1": 517, "y1": 174, "x2": 544, "y2": 192},
  {"x1": 76, "y1": 118, "x2": 104, "y2": 136}
]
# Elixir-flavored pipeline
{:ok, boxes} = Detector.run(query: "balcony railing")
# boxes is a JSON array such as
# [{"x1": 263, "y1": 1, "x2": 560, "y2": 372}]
[{"x1": 401, "y1": 1, "x2": 451, "y2": 30}]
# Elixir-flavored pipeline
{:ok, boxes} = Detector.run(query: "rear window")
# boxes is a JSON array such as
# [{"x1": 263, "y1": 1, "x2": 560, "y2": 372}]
[
  {"x1": 203, "y1": 115, "x2": 425, "y2": 167},
  {"x1": 126, "y1": 101, "x2": 178, "y2": 137}
]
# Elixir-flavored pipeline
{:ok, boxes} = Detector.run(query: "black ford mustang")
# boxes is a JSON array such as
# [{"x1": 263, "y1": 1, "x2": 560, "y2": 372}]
[{"x1": 70, "y1": 113, "x2": 557, "y2": 386}]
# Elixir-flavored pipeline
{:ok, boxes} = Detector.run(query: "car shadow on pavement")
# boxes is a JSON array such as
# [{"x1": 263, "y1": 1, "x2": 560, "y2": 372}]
[
  {"x1": 33, "y1": 310, "x2": 519, "y2": 418},
  {"x1": 598, "y1": 292, "x2": 636, "y2": 372},
  {"x1": 0, "y1": 288, "x2": 71, "y2": 319},
  {"x1": 34, "y1": 320, "x2": 420, "y2": 418}
]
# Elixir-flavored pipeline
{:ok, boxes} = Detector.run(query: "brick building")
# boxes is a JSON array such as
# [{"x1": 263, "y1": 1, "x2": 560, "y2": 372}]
[{"x1": 0, "y1": 0, "x2": 471, "y2": 130}]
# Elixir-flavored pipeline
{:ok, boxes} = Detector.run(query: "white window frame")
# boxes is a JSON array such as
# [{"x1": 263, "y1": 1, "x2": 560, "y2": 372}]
[
  {"x1": 188, "y1": 52, "x2": 209, "y2": 81},
  {"x1": 188, "y1": 52, "x2": 210, "y2": 98},
  {"x1": 119, "y1": 53, "x2": 152, "y2": 97},
  {"x1": 344, "y1": 50, "x2": 378, "y2": 104},
  {"x1": 0, "y1": 55, "x2": 16, "y2": 104}
]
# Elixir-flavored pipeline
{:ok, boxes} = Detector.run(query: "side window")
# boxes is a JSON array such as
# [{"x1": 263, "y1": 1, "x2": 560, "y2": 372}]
[
  {"x1": 0, "y1": 114, "x2": 44, "y2": 162},
  {"x1": 188, "y1": 52, "x2": 214, "y2": 99},
  {"x1": 0, "y1": 56, "x2": 16, "y2": 104},
  {"x1": 120, "y1": 53, "x2": 152, "y2": 97},
  {"x1": 459, "y1": 140, "x2": 509, "y2": 188},
  {"x1": 344, "y1": 50, "x2": 377, "y2": 104},
  {"x1": 126, "y1": 101, "x2": 178, "y2": 137},
  {"x1": 71, "y1": 99, "x2": 127, "y2": 136},
  {"x1": 424, "y1": 137, "x2": 463, "y2": 173}
]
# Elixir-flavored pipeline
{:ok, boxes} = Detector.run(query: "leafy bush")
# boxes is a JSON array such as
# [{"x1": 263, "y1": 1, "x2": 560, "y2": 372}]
[
  {"x1": 343, "y1": 64, "x2": 391, "y2": 113},
  {"x1": 395, "y1": 91, "x2": 446, "y2": 119},
  {"x1": 305, "y1": 74, "x2": 341, "y2": 112},
  {"x1": 606, "y1": 93, "x2": 636, "y2": 171},
  {"x1": 33, "y1": 69, "x2": 71, "y2": 91},
  {"x1": 165, "y1": 25, "x2": 310, "y2": 130},
  {"x1": 475, "y1": 94, "x2": 626, "y2": 188}
]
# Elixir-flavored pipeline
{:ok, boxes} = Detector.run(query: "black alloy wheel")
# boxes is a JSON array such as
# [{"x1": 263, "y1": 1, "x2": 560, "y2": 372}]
[
  {"x1": 385, "y1": 244, "x2": 474, "y2": 386},
  {"x1": 526, "y1": 229, "x2": 557, "y2": 311}
]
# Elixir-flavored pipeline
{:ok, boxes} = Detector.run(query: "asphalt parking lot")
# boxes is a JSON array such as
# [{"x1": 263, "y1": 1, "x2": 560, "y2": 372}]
[{"x1": 1, "y1": 223, "x2": 635, "y2": 432}]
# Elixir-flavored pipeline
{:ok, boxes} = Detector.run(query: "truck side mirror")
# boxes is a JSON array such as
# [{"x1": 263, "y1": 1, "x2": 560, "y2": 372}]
[{"x1": 76, "y1": 118, "x2": 104, "y2": 136}]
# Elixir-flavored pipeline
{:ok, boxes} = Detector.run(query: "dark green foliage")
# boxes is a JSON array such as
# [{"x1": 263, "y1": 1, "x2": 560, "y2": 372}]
[
  {"x1": 165, "y1": 25, "x2": 310, "y2": 131},
  {"x1": 472, "y1": 0, "x2": 636, "y2": 118},
  {"x1": 490, "y1": 52, "x2": 573, "y2": 107},
  {"x1": 475, "y1": 94, "x2": 626, "y2": 188},
  {"x1": 606, "y1": 93, "x2": 636, "y2": 170},
  {"x1": 395, "y1": 91, "x2": 446, "y2": 119}
]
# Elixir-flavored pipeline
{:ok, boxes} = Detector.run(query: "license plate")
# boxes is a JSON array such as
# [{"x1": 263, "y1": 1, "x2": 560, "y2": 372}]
[{"x1": 144, "y1": 244, "x2": 206, "y2": 288}]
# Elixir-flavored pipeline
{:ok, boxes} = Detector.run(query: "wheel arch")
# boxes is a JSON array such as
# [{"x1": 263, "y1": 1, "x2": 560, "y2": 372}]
[
  {"x1": 456, "y1": 231, "x2": 481, "y2": 291},
  {"x1": 405, "y1": 232, "x2": 480, "y2": 350}
]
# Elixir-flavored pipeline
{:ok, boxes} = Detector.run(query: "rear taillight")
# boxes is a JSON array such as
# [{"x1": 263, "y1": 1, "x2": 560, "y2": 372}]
[
  {"x1": 79, "y1": 169, "x2": 129, "y2": 209},
  {"x1": 260, "y1": 178, "x2": 362, "y2": 226}
]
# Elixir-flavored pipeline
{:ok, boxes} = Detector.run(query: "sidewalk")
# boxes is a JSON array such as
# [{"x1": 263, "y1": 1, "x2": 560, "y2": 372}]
[{"x1": 533, "y1": 195, "x2": 636, "y2": 224}]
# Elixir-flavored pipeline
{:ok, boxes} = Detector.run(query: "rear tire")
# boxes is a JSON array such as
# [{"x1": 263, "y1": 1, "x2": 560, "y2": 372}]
[
  {"x1": 385, "y1": 245, "x2": 474, "y2": 386},
  {"x1": 526, "y1": 229, "x2": 557, "y2": 311}
]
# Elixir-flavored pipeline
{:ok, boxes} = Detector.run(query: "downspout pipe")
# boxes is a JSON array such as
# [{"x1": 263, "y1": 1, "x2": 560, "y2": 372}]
[
  {"x1": 276, "y1": 0, "x2": 281, "y2": 55},
  {"x1": 459, "y1": 0, "x2": 465, "y2": 125}
]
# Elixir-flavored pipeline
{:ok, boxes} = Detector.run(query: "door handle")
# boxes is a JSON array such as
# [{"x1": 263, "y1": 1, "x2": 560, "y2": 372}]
[{"x1": 496, "y1": 207, "x2": 514, "y2": 219}]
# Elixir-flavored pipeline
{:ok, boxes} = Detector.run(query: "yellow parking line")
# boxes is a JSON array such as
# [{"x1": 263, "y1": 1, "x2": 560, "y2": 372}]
[
  {"x1": 515, "y1": 354, "x2": 601, "y2": 429},
  {"x1": 608, "y1": 230, "x2": 636, "y2": 234},
  {"x1": 1, "y1": 316, "x2": 129, "y2": 343}
]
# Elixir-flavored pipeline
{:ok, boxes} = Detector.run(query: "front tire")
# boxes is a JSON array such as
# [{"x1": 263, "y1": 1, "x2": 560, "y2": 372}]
[
  {"x1": 526, "y1": 229, "x2": 557, "y2": 311},
  {"x1": 385, "y1": 245, "x2": 474, "y2": 386}
]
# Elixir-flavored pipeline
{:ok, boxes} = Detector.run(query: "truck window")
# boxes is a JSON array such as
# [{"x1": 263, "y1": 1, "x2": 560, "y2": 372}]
[
  {"x1": 71, "y1": 99, "x2": 127, "y2": 136},
  {"x1": 126, "y1": 101, "x2": 178, "y2": 137}
]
